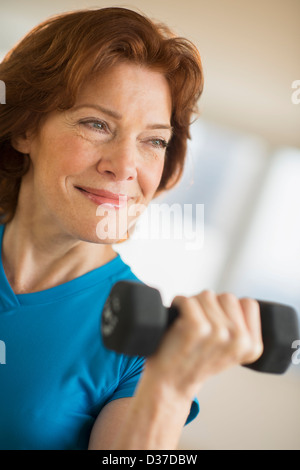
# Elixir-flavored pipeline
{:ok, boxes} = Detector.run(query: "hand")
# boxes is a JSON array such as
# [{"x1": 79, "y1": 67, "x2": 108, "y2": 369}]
[{"x1": 144, "y1": 290, "x2": 264, "y2": 400}]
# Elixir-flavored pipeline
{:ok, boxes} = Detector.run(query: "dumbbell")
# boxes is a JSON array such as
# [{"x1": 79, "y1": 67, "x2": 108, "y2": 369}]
[{"x1": 101, "y1": 280, "x2": 300, "y2": 374}]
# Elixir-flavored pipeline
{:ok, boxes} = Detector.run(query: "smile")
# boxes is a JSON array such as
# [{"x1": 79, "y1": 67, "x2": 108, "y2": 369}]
[{"x1": 75, "y1": 186, "x2": 129, "y2": 209}]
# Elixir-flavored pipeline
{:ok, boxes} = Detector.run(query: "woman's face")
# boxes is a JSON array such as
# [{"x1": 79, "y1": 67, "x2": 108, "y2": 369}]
[{"x1": 17, "y1": 61, "x2": 173, "y2": 243}]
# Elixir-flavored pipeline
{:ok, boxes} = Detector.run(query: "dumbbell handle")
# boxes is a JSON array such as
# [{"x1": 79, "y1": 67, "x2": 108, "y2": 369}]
[{"x1": 164, "y1": 300, "x2": 298, "y2": 374}]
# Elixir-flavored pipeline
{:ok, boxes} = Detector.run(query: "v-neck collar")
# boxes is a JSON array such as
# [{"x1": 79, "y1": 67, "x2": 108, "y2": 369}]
[{"x1": 0, "y1": 224, "x2": 124, "y2": 310}]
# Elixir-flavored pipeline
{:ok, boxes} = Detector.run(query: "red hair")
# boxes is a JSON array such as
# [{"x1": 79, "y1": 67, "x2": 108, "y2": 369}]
[{"x1": 0, "y1": 7, "x2": 204, "y2": 223}]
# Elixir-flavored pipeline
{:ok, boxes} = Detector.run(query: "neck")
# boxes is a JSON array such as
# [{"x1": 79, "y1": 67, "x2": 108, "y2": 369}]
[{"x1": 2, "y1": 209, "x2": 117, "y2": 295}]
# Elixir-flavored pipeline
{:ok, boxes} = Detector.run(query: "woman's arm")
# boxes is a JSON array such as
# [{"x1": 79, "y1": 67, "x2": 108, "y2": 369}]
[
  {"x1": 88, "y1": 382, "x2": 193, "y2": 450},
  {"x1": 89, "y1": 291, "x2": 263, "y2": 450},
  {"x1": 88, "y1": 388, "x2": 191, "y2": 451}
]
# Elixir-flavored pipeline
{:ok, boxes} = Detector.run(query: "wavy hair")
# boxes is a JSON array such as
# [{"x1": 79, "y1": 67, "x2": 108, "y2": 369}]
[{"x1": 0, "y1": 7, "x2": 204, "y2": 223}]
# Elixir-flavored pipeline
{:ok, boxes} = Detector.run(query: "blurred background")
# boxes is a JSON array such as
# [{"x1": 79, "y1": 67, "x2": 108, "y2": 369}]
[{"x1": 1, "y1": 0, "x2": 299, "y2": 450}]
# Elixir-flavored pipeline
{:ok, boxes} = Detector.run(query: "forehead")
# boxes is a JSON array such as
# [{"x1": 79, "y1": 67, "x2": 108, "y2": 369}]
[{"x1": 74, "y1": 62, "x2": 172, "y2": 122}]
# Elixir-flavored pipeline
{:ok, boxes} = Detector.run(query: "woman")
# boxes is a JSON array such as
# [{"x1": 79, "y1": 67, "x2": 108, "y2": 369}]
[{"x1": 0, "y1": 7, "x2": 263, "y2": 450}]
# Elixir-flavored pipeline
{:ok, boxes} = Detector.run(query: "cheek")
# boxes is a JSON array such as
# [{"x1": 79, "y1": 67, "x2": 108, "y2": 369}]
[
  {"x1": 141, "y1": 160, "x2": 165, "y2": 199},
  {"x1": 34, "y1": 134, "x2": 97, "y2": 189},
  {"x1": 51, "y1": 135, "x2": 96, "y2": 176}
]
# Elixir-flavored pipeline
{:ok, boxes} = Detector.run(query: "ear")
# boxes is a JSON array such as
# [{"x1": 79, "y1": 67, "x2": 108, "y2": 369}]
[{"x1": 10, "y1": 132, "x2": 32, "y2": 154}]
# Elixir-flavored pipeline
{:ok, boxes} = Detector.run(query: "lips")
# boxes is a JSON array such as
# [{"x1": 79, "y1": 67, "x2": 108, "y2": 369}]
[{"x1": 75, "y1": 185, "x2": 130, "y2": 208}]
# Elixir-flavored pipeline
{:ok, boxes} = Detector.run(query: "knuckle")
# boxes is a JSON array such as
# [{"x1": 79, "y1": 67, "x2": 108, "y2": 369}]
[
  {"x1": 233, "y1": 333, "x2": 263, "y2": 363},
  {"x1": 214, "y1": 326, "x2": 231, "y2": 344},
  {"x1": 172, "y1": 296, "x2": 196, "y2": 319},
  {"x1": 218, "y1": 292, "x2": 238, "y2": 305},
  {"x1": 240, "y1": 297, "x2": 259, "y2": 311},
  {"x1": 232, "y1": 334, "x2": 252, "y2": 354},
  {"x1": 185, "y1": 319, "x2": 213, "y2": 348},
  {"x1": 172, "y1": 295, "x2": 189, "y2": 308},
  {"x1": 199, "y1": 289, "x2": 216, "y2": 303},
  {"x1": 198, "y1": 322, "x2": 213, "y2": 340},
  {"x1": 188, "y1": 322, "x2": 212, "y2": 345},
  {"x1": 251, "y1": 340, "x2": 264, "y2": 362},
  {"x1": 173, "y1": 295, "x2": 212, "y2": 334}
]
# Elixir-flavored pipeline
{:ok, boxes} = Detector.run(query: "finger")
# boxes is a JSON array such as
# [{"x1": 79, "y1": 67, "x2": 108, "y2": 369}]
[
  {"x1": 195, "y1": 290, "x2": 233, "y2": 338},
  {"x1": 171, "y1": 295, "x2": 231, "y2": 377},
  {"x1": 217, "y1": 293, "x2": 248, "y2": 332},
  {"x1": 239, "y1": 297, "x2": 264, "y2": 363},
  {"x1": 171, "y1": 295, "x2": 212, "y2": 339},
  {"x1": 239, "y1": 298, "x2": 262, "y2": 339}
]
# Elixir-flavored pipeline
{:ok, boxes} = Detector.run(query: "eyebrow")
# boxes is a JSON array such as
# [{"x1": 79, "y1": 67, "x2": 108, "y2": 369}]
[{"x1": 71, "y1": 104, "x2": 173, "y2": 132}]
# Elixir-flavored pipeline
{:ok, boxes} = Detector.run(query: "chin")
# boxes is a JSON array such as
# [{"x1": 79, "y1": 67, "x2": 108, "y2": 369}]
[
  {"x1": 69, "y1": 222, "x2": 129, "y2": 245},
  {"x1": 60, "y1": 206, "x2": 132, "y2": 244}
]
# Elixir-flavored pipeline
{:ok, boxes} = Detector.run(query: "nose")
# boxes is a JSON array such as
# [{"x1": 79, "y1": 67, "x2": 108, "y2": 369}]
[{"x1": 96, "y1": 138, "x2": 138, "y2": 182}]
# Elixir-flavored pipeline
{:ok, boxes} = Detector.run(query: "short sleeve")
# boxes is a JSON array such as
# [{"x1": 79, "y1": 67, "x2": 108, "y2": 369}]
[
  {"x1": 105, "y1": 353, "x2": 199, "y2": 426},
  {"x1": 105, "y1": 355, "x2": 145, "y2": 404}
]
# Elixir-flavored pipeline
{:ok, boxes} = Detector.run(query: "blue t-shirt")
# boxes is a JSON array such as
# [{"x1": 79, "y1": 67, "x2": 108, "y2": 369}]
[{"x1": 0, "y1": 224, "x2": 199, "y2": 450}]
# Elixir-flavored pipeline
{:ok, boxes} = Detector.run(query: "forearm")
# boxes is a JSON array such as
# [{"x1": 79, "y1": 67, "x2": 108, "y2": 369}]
[{"x1": 109, "y1": 373, "x2": 194, "y2": 450}]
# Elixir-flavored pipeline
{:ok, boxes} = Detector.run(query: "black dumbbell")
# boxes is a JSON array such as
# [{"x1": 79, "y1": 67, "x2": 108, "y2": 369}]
[{"x1": 101, "y1": 280, "x2": 300, "y2": 374}]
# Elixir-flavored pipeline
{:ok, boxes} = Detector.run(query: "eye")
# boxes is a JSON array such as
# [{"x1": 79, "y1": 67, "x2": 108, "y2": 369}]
[
  {"x1": 150, "y1": 138, "x2": 169, "y2": 149},
  {"x1": 79, "y1": 119, "x2": 109, "y2": 133}
]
